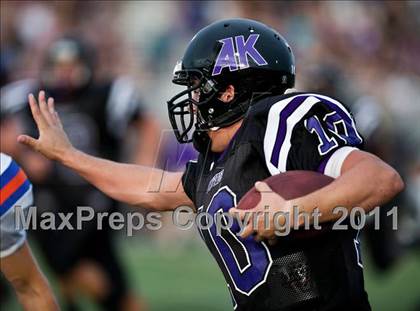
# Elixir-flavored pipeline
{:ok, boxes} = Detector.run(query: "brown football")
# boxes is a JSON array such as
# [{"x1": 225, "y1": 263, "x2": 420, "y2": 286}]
[{"x1": 238, "y1": 171, "x2": 334, "y2": 210}]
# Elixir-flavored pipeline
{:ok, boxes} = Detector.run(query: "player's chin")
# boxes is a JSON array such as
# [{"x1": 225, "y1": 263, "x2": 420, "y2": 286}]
[
  {"x1": 210, "y1": 143, "x2": 222, "y2": 153},
  {"x1": 207, "y1": 129, "x2": 228, "y2": 152},
  {"x1": 210, "y1": 138, "x2": 224, "y2": 153}
]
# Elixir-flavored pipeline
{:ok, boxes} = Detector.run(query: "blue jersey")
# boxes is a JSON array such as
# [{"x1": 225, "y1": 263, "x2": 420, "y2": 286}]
[{"x1": 1, "y1": 153, "x2": 33, "y2": 257}]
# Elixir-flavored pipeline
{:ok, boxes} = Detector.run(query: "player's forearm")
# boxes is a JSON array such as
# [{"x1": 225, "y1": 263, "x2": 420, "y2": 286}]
[
  {"x1": 19, "y1": 92, "x2": 175, "y2": 209},
  {"x1": 291, "y1": 156, "x2": 404, "y2": 224},
  {"x1": 3, "y1": 243, "x2": 59, "y2": 311},
  {"x1": 60, "y1": 148, "x2": 192, "y2": 211},
  {"x1": 15, "y1": 278, "x2": 59, "y2": 311},
  {"x1": 60, "y1": 148, "x2": 164, "y2": 207}
]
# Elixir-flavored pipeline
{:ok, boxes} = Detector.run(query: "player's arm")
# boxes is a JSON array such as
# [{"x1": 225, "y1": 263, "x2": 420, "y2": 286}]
[
  {"x1": 290, "y1": 149, "x2": 404, "y2": 223},
  {"x1": 235, "y1": 150, "x2": 403, "y2": 241},
  {"x1": 1, "y1": 242, "x2": 59, "y2": 311},
  {"x1": 18, "y1": 91, "x2": 193, "y2": 211},
  {"x1": 233, "y1": 152, "x2": 403, "y2": 241},
  {"x1": 232, "y1": 95, "x2": 403, "y2": 240}
]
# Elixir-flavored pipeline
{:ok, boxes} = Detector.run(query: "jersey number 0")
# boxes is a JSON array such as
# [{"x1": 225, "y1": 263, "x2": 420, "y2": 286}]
[{"x1": 199, "y1": 186, "x2": 272, "y2": 296}]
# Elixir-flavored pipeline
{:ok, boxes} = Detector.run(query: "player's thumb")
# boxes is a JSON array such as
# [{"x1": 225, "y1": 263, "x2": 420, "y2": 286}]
[
  {"x1": 17, "y1": 135, "x2": 38, "y2": 150},
  {"x1": 255, "y1": 181, "x2": 273, "y2": 193}
]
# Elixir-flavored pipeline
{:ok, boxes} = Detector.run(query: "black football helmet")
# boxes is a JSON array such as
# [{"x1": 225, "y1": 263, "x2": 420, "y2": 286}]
[
  {"x1": 41, "y1": 36, "x2": 95, "y2": 102},
  {"x1": 167, "y1": 18, "x2": 295, "y2": 151}
]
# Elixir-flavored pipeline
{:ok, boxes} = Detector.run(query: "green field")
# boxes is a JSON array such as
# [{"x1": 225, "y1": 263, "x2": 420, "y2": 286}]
[
  {"x1": 125, "y1": 239, "x2": 420, "y2": 311},
  {"x1": 3, "y1": 236, "x2": 420, "y2": 311}
]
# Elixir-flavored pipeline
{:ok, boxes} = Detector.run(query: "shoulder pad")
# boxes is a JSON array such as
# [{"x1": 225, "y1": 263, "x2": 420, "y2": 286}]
[
  {"x1": 247, "y1": 92, "x2": 303, "y2": 120},
  {"x1": 1, "y1": 79, "x2": 38, "y2": 115}
]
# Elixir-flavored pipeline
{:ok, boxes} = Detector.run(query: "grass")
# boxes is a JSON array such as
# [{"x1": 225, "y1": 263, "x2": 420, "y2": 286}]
[
  {"x1": 2, "y1": 235, "x2": 420, "y2": 310},
  {"x1": 122, "y1": 237, "x2": 231, "y2": 311},
  {"x1": 124, "y1": 239, "x2": 420, "y2": 311}
]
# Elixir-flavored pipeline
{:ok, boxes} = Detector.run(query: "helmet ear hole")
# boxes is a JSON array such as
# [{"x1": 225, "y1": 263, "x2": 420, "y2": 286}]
[{"x1": 219, "y1": 85, "x2": 235, "y2": 103}]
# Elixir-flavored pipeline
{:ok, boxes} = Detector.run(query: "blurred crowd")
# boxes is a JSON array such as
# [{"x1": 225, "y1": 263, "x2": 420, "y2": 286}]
[
  {"x1": 2, "y1": 1, "x2": 419, "y2": 161},
  {"x1": 1, "y1": 1, "x2": 419, "y2": 309}
]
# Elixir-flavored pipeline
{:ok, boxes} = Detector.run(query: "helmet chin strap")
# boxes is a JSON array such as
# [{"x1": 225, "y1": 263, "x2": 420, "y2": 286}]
[
  {"x1": 197, "y1": 91, "x2": 250, "y2": 129},
  {"x1": 193, "y1": 98, "x2": 248, "y2": 153},
  {"x1": 192, "y1": 86, "x2": 283, "y2": 152},
  {"x1": 192, "y1": 130, "x2": 211, "y2": 153}
]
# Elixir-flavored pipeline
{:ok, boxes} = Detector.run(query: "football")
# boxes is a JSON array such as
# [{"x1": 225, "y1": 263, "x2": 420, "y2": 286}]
[{"x1": 238, "y1": 170, "x2": 334, "y2": 210}]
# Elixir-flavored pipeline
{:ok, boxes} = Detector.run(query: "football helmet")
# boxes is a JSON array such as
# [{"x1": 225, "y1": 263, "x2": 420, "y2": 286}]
[
  {"x1": 167, "y1": 18, "x2": 295, "y2": 150},
  {"x1": 41, "y1": 36, "x2": 94, "y2": 101}
]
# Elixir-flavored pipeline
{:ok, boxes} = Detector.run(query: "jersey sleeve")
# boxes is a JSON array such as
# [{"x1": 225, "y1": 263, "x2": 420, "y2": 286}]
[
  {"x1": 263, "y1": 94, "x2": 364, "y2": 178},
  {"x1": 1, "y1": 153, "x2": 33, "y2": 258},
  {"x1": 181, "y1": 159, "x2": 199, "y2": 204},
  {"x1": 0, "y1": 79, "x2": 38, "y2": 117}
]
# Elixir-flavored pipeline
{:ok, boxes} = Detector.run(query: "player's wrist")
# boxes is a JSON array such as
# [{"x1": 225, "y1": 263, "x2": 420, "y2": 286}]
[
  {"x1": 60, "y1": 146, "x2": 80, "y2": 167},
  {"x1": 287, "y1": 198, "x2": 308, "y2": 228}
]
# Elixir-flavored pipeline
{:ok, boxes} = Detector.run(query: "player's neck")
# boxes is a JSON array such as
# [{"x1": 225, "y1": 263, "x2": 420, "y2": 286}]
[{"x1": 209, "y1": 119, "x2": 243, "y2": 153}]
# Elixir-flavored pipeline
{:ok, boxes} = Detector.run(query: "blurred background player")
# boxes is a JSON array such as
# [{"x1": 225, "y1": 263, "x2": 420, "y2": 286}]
[
  {"x1": 1, "y1": 36, "x2": 159, "y2": 310},
  {"x1": 1, "y1": 1, "x2": 419, "y2": 310},
  {"x1": 1, "y1": 152, "x2": 59, "y2": 311}
]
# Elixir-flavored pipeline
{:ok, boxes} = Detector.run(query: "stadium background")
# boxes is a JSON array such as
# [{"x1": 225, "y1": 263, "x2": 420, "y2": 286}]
[{"x1": 1, "y1": 1, "x2": 419, "y2": 310}]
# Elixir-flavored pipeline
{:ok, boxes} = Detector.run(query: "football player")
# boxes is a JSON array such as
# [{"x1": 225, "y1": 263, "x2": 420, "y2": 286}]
[
  {"x1": 1, "y1": 153, "x2": 59, "y2": 310},
  {"x1": 1, "y1": 36, "x2": 152, "y2": 310},
  {"x1": 17, "y1": 19, "x2": 403, "y2": 311}
]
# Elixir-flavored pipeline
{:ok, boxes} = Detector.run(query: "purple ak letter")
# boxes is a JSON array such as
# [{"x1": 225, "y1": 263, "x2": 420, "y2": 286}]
[{"x1": 212, "y1": 34, "x2": 268, "y2": 76}]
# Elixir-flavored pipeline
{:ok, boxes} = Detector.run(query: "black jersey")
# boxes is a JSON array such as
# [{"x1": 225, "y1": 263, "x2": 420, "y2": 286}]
[
  {"x1": 1, "y1": 78, "x2": 144, "y2": 274},
  {"x1": 1, "y1": 77, "x2": 143, "y2": 218},
  {"x1": 182, "y1": 92, "x2": 370, "y2": 311},
  {"x1": 2, "y1": 77, "x2": 143, "y2": 186}
]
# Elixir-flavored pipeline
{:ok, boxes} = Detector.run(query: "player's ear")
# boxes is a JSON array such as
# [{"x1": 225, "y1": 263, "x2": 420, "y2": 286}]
[{"x1": 219, "y1": 85, "x2": 235, "y2": 103}]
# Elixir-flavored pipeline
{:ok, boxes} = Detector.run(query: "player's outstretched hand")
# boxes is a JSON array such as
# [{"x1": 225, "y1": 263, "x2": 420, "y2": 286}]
[{"x1": 18, "y1": 91, "x2": 74, "y2": 161}]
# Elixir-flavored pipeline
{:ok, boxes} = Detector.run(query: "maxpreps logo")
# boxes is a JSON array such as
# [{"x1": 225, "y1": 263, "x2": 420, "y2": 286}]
[{"x1": 212, "y1": 34, "x2": 268, "y2": 76}]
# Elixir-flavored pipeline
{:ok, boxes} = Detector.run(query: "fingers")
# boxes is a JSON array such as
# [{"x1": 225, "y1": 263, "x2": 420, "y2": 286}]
[
  {"x1": 229, "y1": 207, "x2": 263, "y2": 239},
  {"x1": 229, "y1": 208, "x2": 254, "y2": 238},
  {"x1": 255, "y1": 181, "x2": 273, "y2": 193},
  {"x1": 47, "y1": 97, "x2": 55, "y2": 114},
  {"x1": 47, "y1": 97, "x2": 60, "y2": 126},
  {"x1": 229, "y1": 207, "x2": 279, "y2": 242},
  {"x1": 54, "y1": 111, "x2": 63, "y2": 129},
  {"x1": 38, "y1": 89, "x2": 45, "y2": 104},
  {"x1": 38, "y1": 91, "x2": 54, "y2": 125},
  {"x1": 240, "y1": 223, "x2": 255, "y2": 239},
  {"x1": 28, "y1": 93, "x2": 48, "y2": 129},
  {"x1": 242, "y1": 224, "x2": 277, "y2": 245},
  {"x1": 17, "y1": 135, "x2": 38, "y2": 150},
  {"x1": 28, "y1": 91, "x2": 58, "y2": 129},
  {"x1": 229, "y1": 207, "x2": 249, "y2": 221}
]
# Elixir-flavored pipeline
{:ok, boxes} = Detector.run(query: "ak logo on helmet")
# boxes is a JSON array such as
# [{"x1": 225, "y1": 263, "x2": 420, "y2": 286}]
[{"x1": 212, "y1": 34, "x2": 268, "y2": 76}]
